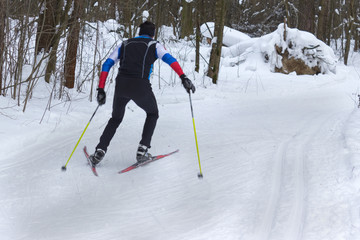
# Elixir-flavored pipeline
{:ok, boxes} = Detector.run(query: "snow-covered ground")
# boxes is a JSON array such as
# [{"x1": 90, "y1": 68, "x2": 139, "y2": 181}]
[{"x1": 1, "y1": 23, "x2": 360, "y2": 240}]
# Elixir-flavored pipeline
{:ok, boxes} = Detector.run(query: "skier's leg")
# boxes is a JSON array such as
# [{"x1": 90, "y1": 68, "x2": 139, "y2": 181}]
[
  {"x1": 96, "y1": 95, "x2": 130, "y2": 152},
  {"x1": 132, "y1": 91, "x2": 159, "y2": 148}
]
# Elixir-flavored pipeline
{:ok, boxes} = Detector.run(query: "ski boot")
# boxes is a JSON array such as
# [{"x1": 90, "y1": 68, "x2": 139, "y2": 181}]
[
  {"x1": 136, "y1": 144, "x2": 153, "y2": 163},
  {"x1": 89, "y1": 149, "x2": 105, "y2": 167}
]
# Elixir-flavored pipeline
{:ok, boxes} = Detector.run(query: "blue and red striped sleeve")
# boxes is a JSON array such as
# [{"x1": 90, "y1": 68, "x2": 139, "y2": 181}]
[
  {"x1": 98, "y1": 43, "x2": 122, "y2": 89},
  {"x1": 156, "y1": 43, "x2": 184, "y2": 77}
]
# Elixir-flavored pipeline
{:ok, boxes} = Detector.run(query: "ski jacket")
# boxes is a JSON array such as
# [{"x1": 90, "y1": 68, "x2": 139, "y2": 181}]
[{"x1": 98, "y1": 35, "x2": 184, "y2": 89}]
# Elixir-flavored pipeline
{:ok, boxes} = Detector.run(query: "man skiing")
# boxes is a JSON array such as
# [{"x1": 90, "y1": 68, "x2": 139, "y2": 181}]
[{"x1": 89, "y1": 21, "x2": 195, "y2": 166}]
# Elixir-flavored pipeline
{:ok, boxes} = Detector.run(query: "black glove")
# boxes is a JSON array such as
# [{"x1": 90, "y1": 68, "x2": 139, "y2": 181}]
[
  {"x1": 180, "y1": 74, "x2": 195, "y2": 94},
  {"x1": 97, "y1": 88, "x2": 106, "y2": 105}
]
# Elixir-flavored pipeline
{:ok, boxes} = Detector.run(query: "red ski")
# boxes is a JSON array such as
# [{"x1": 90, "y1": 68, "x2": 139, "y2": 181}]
[
  {"x1": 83, "y1": 146, "x2": 98, "y2": 176},
  {"x1": 118, "y1": 149, "x2": 179, "y2": 174}
]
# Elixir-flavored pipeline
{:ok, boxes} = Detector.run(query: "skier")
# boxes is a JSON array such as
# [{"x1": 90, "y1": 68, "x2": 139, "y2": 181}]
[{"x1": 89, "y1": 21, "x2": 195, "y2": 166}]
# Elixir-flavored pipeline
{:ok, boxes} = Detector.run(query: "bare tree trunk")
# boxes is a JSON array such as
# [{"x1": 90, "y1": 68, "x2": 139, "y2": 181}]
[
  {"x1": 207, "y1": 0, "x2": 227, "y2": 84},
  {"x1": 44, "y1": 0, "x2": 72, "y2": 83},
  {"x1": 12, "y1": 1, "x2": 24, "y2": 100},
  {"x1": 90, "y1": 21, "x2": 100, "y2": 102},
  {"x1": 354, "y1": 0, "x2": 359, "y2": 52},
  {"x1": 15, "y1": 12, "x2": 29, "y2": 105},
  {"x1": 284, "y1": 0, "x2": 290, "y2": 27},
  {"x1": 0, "y1": 0, "x2": 6, "y2": 95},
  {"x1": 355, "y1": 29, "x2": 359, "y2": 52},
  {"x1": 298, "y1": 0, "x2": 315, "y2": 33},
  {"x1": 344, "y1": 0, "x2": 355, "y2": 65},
  {"x1": 180, "y1": 0, "x2": 193, "y2": 39},
  {"x1": 109, "y1": 0, "x2": 117, "y2": 20},
  {"x1": 327, "y1": 0, "x2": 336, "y2": 45},
  {"x1": 317, "y1": 0, "x2": 329, "y2": 42},
  {"x1": 3, "y1": 0, "x2": 11, "y2": 97},
  {"x1": 168, "y1": 0, "x2": 181, "y2": 37},
  {"x1": 35, "y1": 0, "x2": 59, "y2": 55},
  {"x1": 122, "y1": 0, "x2": 133, "y2": 38},
  {"x1": 64, "y1": 0, "x2": 84, "y2": 89},
  {"x1": 195, "y1": 2, "x2": 200, "y2": 73},
  {"x1": 76, "y1": 25, "x2": 85, "y2": 91},
  {"x1": 155, "y1": 0, "x2": 161, "y2": 39},
  {"x1": 127, "y1": 0, "x2": 133, "y2": 38}
]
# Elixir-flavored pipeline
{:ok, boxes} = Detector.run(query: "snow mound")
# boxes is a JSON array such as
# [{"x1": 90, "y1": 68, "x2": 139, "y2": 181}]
[
  {"x1": 241, "y1": 23, "x2": 337, "y2": 74},
  {"x1": 200, "y1": 22, "x2": 251, "y2": 47},
  {"x1": 222, "y1": 38, "x2": 258, "y2": 58},
  {"x1": 103, "y1": 19, "x2": 120, "y2": 32}
]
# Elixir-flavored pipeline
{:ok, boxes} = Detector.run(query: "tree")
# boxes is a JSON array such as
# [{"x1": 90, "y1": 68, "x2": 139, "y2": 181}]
[
  {"x1": 344, "y1": 0, "x2": 355, "y2": 65},
  {"x1": 122, "y1": 0, "x2": 134, "y2": 38},
  {"x1": 180, "y1": 0, "x2": 193, "y2": 39},
  {"x1": 0, "y1": 0, "x2": 6, "y2": 95},
  {"x1": 284, "y1": 0, "x2": 290, "y2": 27},
  {"x1": 154, "y1": 0, "x2": 163, "y2": 39},
  {"x1": 353, "y1": 0, "x2": 359, "y2": 52},
  {"x1": 234, "y1": 0, "x2": 287, "y2": 37},
  {"x1": 207, "y1": 0, "x2": 227, "y2": 84},
  {"x1": 44, "y1": 0, "x2": 73, "y2": 84},
  {"x1": 167, "y1": 0, "x2": 181, "y2": 37},
  {"x1": 317, "y1": 0, "x2": 330, "y2": 42},
  {"x1": 195, "y1": 0, "x2": 202, "y2": 73},
  {"x1": 64, "y1": 0, "x2": 84, "y2": 89},
  {"x1": 326, "y1": 0, "x2": 336, "y2": 45},
  {"x1": 109, "y1": 0, "x2": 117, "y2": 20},
  {"x1": 298, "y1": 0, "x2": 315, "y2": 33},
  {"x1": 35, "y1": 0, "x2": 61, "y2": 55}
]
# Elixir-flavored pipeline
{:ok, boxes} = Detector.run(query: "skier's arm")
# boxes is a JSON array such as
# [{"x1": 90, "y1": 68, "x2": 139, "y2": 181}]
[
  {"x1": 98, "y1": 43, "x2": 122, "y2": 89},
  {"x1": 156, "y1": 43, "x2": 195, "y2": 93},
  {"x1": 156, "y1": 43, "x2": 184, "y2": 77}
]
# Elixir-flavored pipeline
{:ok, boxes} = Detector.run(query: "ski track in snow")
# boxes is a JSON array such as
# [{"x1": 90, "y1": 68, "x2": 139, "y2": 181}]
[
  {"x1": 254, "y1": 107, "x2": 353, "y2": 240},
  {"x1": 253, "y1": 113, "x2": 317, "y2": 240},
  {"x1": 247, "y1": 82, "x2": 354, "y2": 240},
  {"x1": 0, "y1": 67, "x2": 358, "y2": 240}
]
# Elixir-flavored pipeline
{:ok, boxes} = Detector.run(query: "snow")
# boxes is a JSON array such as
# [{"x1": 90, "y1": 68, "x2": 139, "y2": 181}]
[
  {"x1": 142, "y1": 11, "x2": 149, "y2": 22},
  {"x1": 205, "y1": 23, "x2": 336, "y2": 75},
  {"x1": 1, "y1": 21, "x2": 360, "y2": 240},
  {"x1": 221, "y1": 24, "x2": 337, "y2": 74},
  {"x1": 200, "y1": 22, "x2": 251, "y2": 47}
]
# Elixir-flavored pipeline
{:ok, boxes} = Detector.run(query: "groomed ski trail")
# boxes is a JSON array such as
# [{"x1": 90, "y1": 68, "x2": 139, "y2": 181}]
[
  {"x1": 252, "y1": 108, "x2": 352, "y2": 240},
  {"x1": 0, "y1": 70, "x2": 357, "y2": 240}
]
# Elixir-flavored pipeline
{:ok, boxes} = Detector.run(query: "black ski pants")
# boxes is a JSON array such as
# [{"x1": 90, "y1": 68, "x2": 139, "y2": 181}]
[{"x1": 96, "y1": 76, "x2": 159, "y2": 152}]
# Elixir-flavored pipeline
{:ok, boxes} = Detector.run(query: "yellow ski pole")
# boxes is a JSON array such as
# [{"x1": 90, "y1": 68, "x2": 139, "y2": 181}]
[
  {"x1": 188, "y1": 92, "x2": 203, "y2": 179},
  {"x1": 61, "y1": 105, "x2": 100, "y2": 171}
]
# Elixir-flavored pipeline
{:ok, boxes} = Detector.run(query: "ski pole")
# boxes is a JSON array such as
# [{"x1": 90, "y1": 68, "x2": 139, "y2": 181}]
[
  {"x1": 188, "y1": 92, "x2": 203, "y2": 179},
  {"x1": 61, "y1": 105, "x2": 100, "y2": 171}
]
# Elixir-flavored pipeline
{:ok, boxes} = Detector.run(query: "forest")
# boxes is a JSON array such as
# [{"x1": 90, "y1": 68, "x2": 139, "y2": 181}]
[{"x1": 0, "y1": 0, "x2": 359, "y2": 111}]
